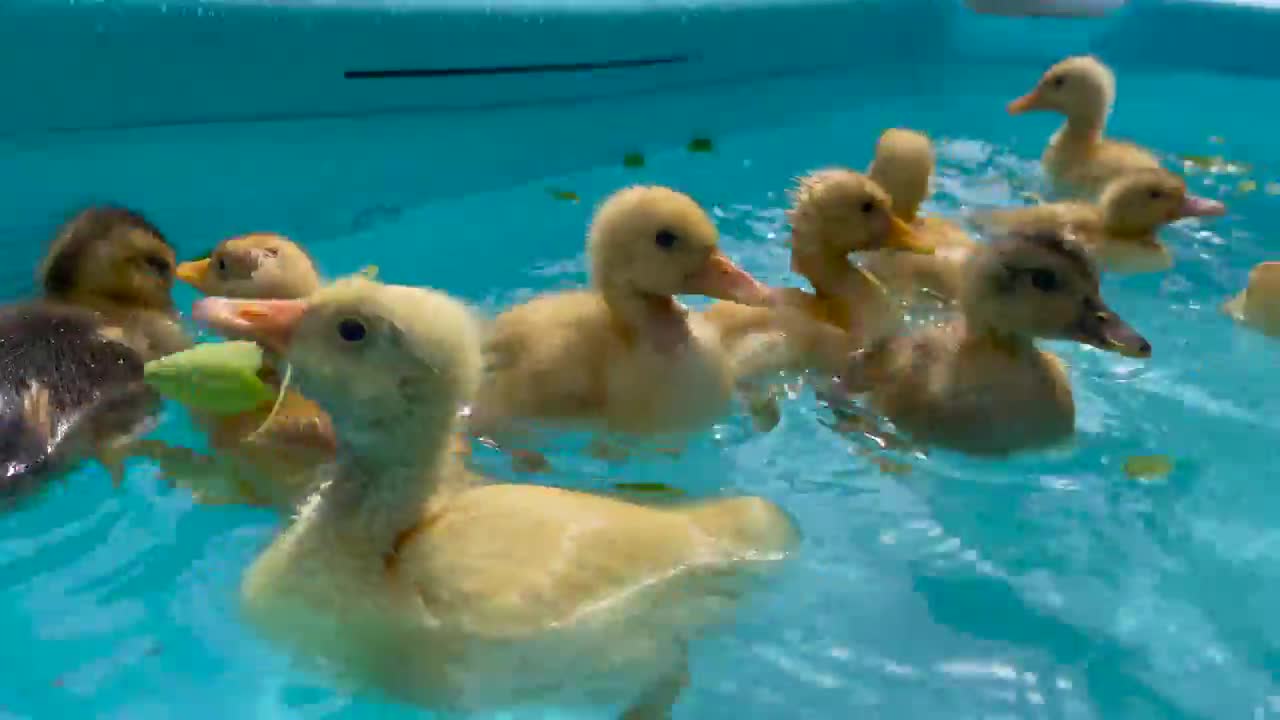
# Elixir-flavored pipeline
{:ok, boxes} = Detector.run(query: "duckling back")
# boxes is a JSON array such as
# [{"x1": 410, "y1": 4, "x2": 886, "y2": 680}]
[{"x1": 0, "y1": 303, "x2": 160, "y2": 503}]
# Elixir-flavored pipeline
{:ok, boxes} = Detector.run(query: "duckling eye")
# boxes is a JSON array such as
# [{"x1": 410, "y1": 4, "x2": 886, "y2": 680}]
[
  {"x1": 860, "y1": 201, "x2": 875, "y2": 214},
  {"x1": 1148, "y1": 190, "x2": 1163, "y2": 200},
  {"x1": 263, "y1": 247, "x2": 280, "y2": 258},
  {"x1": 655, "y1": 229, "x2": 678, "y2": 249},
  {"x1": 1029, "y1": 268, "x2": 1060, "y2": 292},
  {"x1": 337, "y1": 318, "x2": 367, "y2": 343},
  {"x1": 142, "y1": 255, "x2": 171, "y2": 276},
  {"x1": 216, "y1": 257, "x2": 228, "y2": 273},
  {"x1": 1050, "y1": 76, "x2": 1066, "y2": 89}
]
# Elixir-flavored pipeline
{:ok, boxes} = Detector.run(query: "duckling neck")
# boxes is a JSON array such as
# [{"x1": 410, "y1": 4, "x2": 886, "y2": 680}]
[
  {"x1": 793, "y1": 249, "x2": 881, "y2": 301},
  {"x1": 960, "y1": 320, "x2": 1035, "y2": 358},
  {"x1": 1100, "y1": 211, "x2": 1159, "y2": 243},
  {"x1": 1059, "y1": 110, "x2": 1106, "y2": 144},
  {"x1": 324, "y1": 409, "x2": 461, "y2": 549},
  {"x1": 599, "y1": 282, "x2": 691, "y2": 351}
]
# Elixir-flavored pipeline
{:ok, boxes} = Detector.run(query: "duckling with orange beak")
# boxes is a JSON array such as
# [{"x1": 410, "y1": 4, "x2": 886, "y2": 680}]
[
  {"x1": 467, "y1": 185, "x2": 775, "y2": 460},
  {"x1": 1224, "y1": 262, "x2": 1280, "y2": 338},
  {"x1": 120, "y1": 233, "x2": 339, "y2": 509},
  {"x1": 702, "y1": 168, "x2": 933, "y2": 384},
  {"x1": 978, "y1": 168, "x2": 1226, "y2": 274}
]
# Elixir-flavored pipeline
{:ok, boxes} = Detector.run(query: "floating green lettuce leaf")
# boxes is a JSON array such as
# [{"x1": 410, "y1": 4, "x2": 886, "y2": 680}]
[
  {"x1": 687, "y1": 137, "x2": 714, "y2": 153},
  {"x1": 623, "y1": 152, "x2": 646, "y2": 168},
  {"x1": 144, "y1": 341, "x2": 274, "y2": 414},
  {"x1": 548, "y1": 188, "x2": 580, "y2": 203}
]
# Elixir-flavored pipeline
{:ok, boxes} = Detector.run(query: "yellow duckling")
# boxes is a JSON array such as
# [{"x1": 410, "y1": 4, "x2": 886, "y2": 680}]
[
  {"x1": 114, "y1": 233, "x2": 334, "y2": 509},
  {"x1": 840, "y1": 228, "x2": 1151, "y2": 456},
  {"x1": 1223, "y1": 262, "x2": 1280, "y2": 338},
  {"x1": 702, "y1": 169, "x2": 932, "y2": 381},
  {"x1": 979, "y1": 168, "x2": 1226, "y2": 274},
  {"x1": 177, "y1": 232, "x2": 321, "y2": 300},
  {"x1": 1008, "y1": 55, "x2": 1165, "y2": 199},
  {"x1": 468, "y1": 185, "x2": 774, "y2": 448},
  {"x1": 192, "y1": 277, "x2": 798, "y2": 719},
  {"x1": 860, "y1": 128, "x2": 976, "y2": 302}
]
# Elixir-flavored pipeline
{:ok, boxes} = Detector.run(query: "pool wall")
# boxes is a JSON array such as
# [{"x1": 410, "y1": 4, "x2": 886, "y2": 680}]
[{"x1": 0, "y1": 0, "x2": 1275, "y2": 295}]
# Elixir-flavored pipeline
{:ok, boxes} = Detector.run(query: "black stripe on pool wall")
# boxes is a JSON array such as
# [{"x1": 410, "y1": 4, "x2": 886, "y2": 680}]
[{"x1": 344, "y1": 55, "x2": 691, "y2": 80}]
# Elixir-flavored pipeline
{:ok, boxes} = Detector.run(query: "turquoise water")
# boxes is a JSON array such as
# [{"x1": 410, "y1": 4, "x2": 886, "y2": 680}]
[{"x1": 5, "y1": 66, "x2": 1280, "y2": 719}]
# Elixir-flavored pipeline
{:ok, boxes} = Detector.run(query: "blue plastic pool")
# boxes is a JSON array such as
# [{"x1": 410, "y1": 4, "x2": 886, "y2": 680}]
[{"x1": 4, "y1": 1, "x2": 1280, "y2": 718}]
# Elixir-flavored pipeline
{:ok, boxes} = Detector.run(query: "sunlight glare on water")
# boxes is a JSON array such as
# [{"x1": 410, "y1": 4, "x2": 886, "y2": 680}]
[{"x1": 3, "y1": 69, "x2": 1280, "y2": 720}]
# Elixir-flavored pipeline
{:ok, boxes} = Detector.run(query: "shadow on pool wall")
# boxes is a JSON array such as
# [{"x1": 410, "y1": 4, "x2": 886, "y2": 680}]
[{"x1": 0, "y1": 0, "x2": 1275, "y2": 297}]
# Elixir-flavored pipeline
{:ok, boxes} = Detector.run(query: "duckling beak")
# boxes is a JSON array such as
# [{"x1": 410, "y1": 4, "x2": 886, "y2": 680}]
[
  {"x1": 683, "y1": 251, "x2": 774, "y2": 306},
  {"x1": 1175, "y1": 194, "x2": 1226, "y2": 219},
  {"x1": 192, "y1": 297, "x2": 308, "y2": 354},
  {"x1": 1007, "y1": 91, "x2": 1041, "y2": 115},
  {"x1": 176, "y1": 258, "x2": 213, "y2": 291},
  {"x1": 1074, "y1": 303, "x2": 1152, "y2": 359},
  {"x1": 885, "y1": 215, "x2": 934, "y2": 254}
]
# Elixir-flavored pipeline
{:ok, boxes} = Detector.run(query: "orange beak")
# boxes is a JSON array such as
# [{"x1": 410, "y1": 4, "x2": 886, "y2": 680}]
[
  {"x1": 683, "y1": 251, "x2": 774, "y2": 306},
  {"x1": 1007, "y1": 91, "x2": 1040, "y2": 115},
  {"x1": 176, "y1": 258, "x2": 213, "y2": 292},
  {"x1": 192, "y1": 297, "x2": 308, "y2": 354}
]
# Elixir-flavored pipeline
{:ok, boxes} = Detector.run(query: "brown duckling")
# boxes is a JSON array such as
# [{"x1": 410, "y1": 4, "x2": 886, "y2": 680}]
[
  {"x1": 2, "y1": 207, "x2": 188, "y2": 503},
  {"x1": 839, "y1": 228, "x2": 1151, "y2": 456},
  {"x1": 979, "y1": 168, "x2": 1226, "y2": 274},
  {"x1": 193, "y1": 277, "x2": 797, "y2": 719}
]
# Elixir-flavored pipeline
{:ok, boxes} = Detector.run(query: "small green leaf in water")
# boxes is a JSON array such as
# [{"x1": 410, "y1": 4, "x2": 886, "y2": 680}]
[
  {"x1": 687, "y1": 137, "x2": 714, "y2": 153},
  {"x1": 1238, "y1": 180, "x2": 1258, "y2": 194},
  {"x1": 613, "y1": 482, "x2": 685, "y2": 497},
  {"x1": 623, "y1": 152, "x2": 646, "y2": 168},
  {"x1": 358, "y1": 265, "x2": 379, "y2": 279},
  {"x1": 1266, "y1": 182, "x2": 1280, "y2": 195},
  {"x1": 1123, "y1": 455, "x2": 1174, "y2": 483},
  {"x1": 548, "y1": 188, "x2": 580, "y2": 203}
]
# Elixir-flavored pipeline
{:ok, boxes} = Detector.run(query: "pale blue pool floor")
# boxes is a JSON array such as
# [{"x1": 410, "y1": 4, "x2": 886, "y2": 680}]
[{"x1": 4, "y1": 79, "x2": 1280, "y2": 719}]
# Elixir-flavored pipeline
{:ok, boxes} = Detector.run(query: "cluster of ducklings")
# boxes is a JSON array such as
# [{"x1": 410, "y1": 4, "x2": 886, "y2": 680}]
[{"x1": 1, "y1": 54, "x2": 1273, "y2": 718}]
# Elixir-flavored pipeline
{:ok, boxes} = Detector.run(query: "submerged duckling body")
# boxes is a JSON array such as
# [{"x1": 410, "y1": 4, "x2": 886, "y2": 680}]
[
  {"x1": 1008, "y1": 56, "x2": 1159, "y2": 199},
  {"x1": 702, "y1": 169, "x2": 932, "y2": 381},
  {"x1": 194, "y1": 278, "x2": 797, "y2": 718},
  {"x1": 469, "y1": 186, "x2": 773, "y2": 444},
  {"x1": 979, "y1": 169, "x2": 1226, "y2": 274},
  {"x1": 1, "y1": 207, "x2": 186, "y2": 501},
  {"x1": 841, "y1": 229, "x2": 1151, "y2": 456}
]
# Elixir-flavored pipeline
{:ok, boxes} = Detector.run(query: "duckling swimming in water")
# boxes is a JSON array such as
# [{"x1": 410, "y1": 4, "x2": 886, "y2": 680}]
[
  {"x1": 1, "y1": 207, "x2": 188, "y2": 503},
  {"x1": 839, "y1": 228, "x2": 1151, "y2": 456},
  {"x1": 702, "y1": 169, "x2": 932, "y2": 383},
  {"x1": 468, "y1": 185, "x2": 774, "y2": 455},
  {"x1": 177, "y1": 232, "x2": 321, "y2": 300},
  {"x1": 193, "y1": 277, "x2": 797, "y2": 719},
  {"x1": 978, "y1": 168, "x2": 1226, "y2": 274},
  {"x1": 1008, "y1": 55, "x2": 1215, "y2": 208}
]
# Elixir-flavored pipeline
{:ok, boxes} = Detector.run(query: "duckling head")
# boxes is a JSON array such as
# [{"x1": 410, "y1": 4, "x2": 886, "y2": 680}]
[
  {"x1": 39, "y1": 206, "x2": 176, "y2": 311},
  {"x1": 193, "y1": 277, "x2": 481, "y2": 456},
  {"x1": 867, "y1": 129, "x2": 935, "y2": 223},
  {"x1": 962, "y1": 229, "x2": 1151, "y2": 358},
  {"x1": 1098, "y1": 170, "x2": 1226, "y2": 234},
  {"x1": 788, "y1": 169, "x2": 933, "y2": 268},
  {"x1": 177, "y1": 233, "x2": 320, "y2": 300},
  {"x1": 1224, "y1": 261, "x2": 1280, "y2": 336},
  {"x1": 1008, "y1": 55, "x2": 1115, "y2": 127},
  {"x1": 588, "y1": 185, "x2": 772, "y2": 306}
]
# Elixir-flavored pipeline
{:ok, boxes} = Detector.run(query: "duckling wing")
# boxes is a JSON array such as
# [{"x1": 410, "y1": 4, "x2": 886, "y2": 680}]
[
  {"x1": 471, "y1": 292, "x2": 613, "y2": 430},
  {"x1": 400, "y1": 484, "x2": 789, "y2": 640}
]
